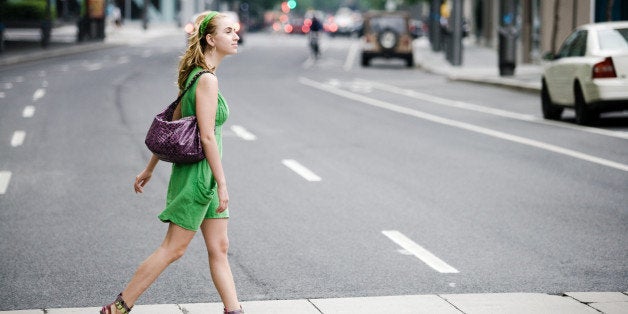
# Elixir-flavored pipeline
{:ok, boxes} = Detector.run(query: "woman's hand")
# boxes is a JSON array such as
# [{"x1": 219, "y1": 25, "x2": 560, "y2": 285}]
[
  {"x1": 216, "y1": 184, "x2": 229, "y2": 213},
  {"x1": 134, "y1": 169, "x2": 153, "y2": 193}
]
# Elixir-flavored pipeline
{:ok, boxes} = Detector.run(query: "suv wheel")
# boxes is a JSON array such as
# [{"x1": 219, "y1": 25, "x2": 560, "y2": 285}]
[{"x1": 378, "y1": 28, "x2": 398, "y2": 51}]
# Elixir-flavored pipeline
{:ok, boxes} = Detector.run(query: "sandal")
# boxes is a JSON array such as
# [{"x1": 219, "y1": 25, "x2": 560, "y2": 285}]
[
  {"x1": 100, "y1": 293, "x2": 133, "y2": 314},
  {"x1": 224, "y1": 306, "x2": 244, "y2": 314}
]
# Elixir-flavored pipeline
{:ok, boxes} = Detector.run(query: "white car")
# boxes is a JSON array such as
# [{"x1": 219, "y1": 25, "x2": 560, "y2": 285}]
[{"x1": 541, "y1": 21, "x2": 628, "y2": 125}]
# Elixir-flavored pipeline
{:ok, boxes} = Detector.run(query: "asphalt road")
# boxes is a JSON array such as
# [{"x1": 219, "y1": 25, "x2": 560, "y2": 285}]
[{"x1": 0, "y1": 32, "x2": 626, "y2": 311}]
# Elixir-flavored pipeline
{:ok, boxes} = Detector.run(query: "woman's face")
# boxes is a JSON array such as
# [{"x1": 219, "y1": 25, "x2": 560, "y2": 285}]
[{"x1": 210, "y1": 16, "x2": 240, "y2": 56}]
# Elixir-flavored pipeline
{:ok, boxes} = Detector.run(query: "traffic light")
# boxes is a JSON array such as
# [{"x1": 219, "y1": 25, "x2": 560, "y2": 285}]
[{"x1": 287, "y1": 0, "x2": 297, "y2": 9}]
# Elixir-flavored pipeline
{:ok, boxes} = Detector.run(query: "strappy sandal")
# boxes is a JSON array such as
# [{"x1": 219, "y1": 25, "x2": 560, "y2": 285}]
[
  {"x1": 100, "y1": 293, "x2": 133, "y2": 314},
  {"x1": 224, "y1": 306, "x2": 244, "y2": 314}
]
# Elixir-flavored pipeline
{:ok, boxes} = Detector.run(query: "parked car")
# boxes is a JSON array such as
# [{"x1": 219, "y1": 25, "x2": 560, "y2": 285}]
[
  {"x1": 329, "y1": 7, "x2": 362, "y2": 37},
  {"x1": 541, "y1": 21, "x2": 628, "y2": 125},
  {"x1": 360, "y1": 11, "x2": 414, "y2": 67},
  {"x1": 184, "y1": 11, "x2": 244, "y2": 44}
]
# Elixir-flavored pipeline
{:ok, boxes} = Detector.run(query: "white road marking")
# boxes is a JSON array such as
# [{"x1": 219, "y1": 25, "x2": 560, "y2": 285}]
[
  {"x1": 230, "y1": 125, "x2": 257, "y2": 141},
  {"x1": 0, "y1": 92, "x2": 4, "y2": 98},
  {"x1": 15, "y1": 76, "x2": 25, "y2": 83},
  {"x1": 344, "y1": 41, "x2": 359, "y2": 71},
  {"x1": 382, "y1": 230, "x2": 459, "y2": 274},
  {"x1": 282, "y1": 159, "x2": 322, "y2": 181},
  {"x1": 11, "y1": 131, "x2": 26, "y2": 147},
  {"x1": 363, "y1": 79, "x2": 628, "y2": 140},
  {"x1": 299, "y1": 77, "x2": 628, "y2": 172},
  {"x1": 4, "y1": 82, "x2": 13, "y2": 89},
  {"x1": 85, "y1": 63, "x2": 103, "y2": 71},
  {"x1": 33, "y1": 88, "x2": 45, "y2": 101},
  {"x1": 0, "y1": 171, "x2": 12, "y2": 195},
  {"x1": 327, "y1": 79, "x2": 341, "y2": 87},
  {"x1": 42, "y1": 81, "x2": 48, "y2": 87},
  {"x1": 23, "y1": 106, "x2": 35, "y2": 118}
]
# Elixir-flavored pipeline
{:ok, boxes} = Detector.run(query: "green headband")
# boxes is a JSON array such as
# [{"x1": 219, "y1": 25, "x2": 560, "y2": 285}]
[{"x1": 199, "y1": 11, "x2": 219, "y2": 39}]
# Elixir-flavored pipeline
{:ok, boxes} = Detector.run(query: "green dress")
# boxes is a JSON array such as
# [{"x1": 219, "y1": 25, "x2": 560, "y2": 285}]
[{"x1": 158, "y1": 67, "x2": 230, "y2": 231}]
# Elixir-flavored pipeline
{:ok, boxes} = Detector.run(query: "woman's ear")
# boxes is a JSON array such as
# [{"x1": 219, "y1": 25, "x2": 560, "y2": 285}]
[{"x1": 205, "y1": 34, "x2": 215, "y2": 47}]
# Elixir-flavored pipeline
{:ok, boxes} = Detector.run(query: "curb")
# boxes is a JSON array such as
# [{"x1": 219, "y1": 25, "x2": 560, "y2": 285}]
[
  {"x1": 449, "y1": 74, "x2": 541, "y2": 93},
  {"x1": 1, "y1": 292, "x2": 626, "y2": 314},
  {"x1": 416, "y1": 63, "x2": 542, "y2": 94},
  {"x1": 0, "y1": 41, "x2": 123, "y2": 67}
]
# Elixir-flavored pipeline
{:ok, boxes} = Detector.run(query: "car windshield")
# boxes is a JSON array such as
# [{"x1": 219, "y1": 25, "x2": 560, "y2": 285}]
[
  {"x1": 369, "y1": 16, "x2": 405, "y2": 33},
  {"x1": 597, "y1": 28, "x2": 628, "y2": 51}
]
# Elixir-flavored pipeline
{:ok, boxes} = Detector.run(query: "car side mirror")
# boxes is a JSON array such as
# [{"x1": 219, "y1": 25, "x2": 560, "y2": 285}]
[{"x1": 542, "y1": 51, "x2": 556, "y2": 61}]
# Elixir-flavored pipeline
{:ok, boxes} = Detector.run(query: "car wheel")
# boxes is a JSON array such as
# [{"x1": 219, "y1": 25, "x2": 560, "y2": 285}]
[
  {"x1": 541, "y1": 80, "x2": 563, "y2": 120},
  {"x1": 378, "y1": 28, "x2": 399, "y2": 52},
  {"x1": 574, "y1": 83, "x2": 598, "y2": 125}
]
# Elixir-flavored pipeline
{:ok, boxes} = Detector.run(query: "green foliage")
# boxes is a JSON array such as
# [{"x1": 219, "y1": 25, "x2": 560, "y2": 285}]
[{"x1": 0, "y1": 0, "x2": 55, "y2": 21}]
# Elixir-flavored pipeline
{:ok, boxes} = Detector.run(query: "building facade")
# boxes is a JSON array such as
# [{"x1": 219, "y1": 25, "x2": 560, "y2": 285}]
[{"x1": 469, "y1": 0, "x2": 627, "y2": 64}]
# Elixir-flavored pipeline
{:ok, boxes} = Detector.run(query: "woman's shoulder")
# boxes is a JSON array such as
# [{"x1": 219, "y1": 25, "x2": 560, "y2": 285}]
[
  {"x1": 185, "y1": 67, "x2": 213, "y2": 82},
  {"x1": 197, "y1": 71, "x2": 218, "y2": 87}
]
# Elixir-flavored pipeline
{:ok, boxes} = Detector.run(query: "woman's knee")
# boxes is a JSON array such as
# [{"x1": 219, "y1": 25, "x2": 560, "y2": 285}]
[
  {"x1": 207, "y1": 236, "x2": 229, "y2": 257},
  {"x1": 158, "y1": 244, "x2": 188, "y2": 263}
]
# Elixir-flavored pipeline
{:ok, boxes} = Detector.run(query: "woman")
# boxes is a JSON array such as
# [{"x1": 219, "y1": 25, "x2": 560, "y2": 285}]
[{"x1": 101, "y1": 11, "x2": 243, "y2": 314}]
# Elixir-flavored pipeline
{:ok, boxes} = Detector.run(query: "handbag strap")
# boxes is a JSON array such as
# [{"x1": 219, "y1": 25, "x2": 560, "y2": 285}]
[{"x1": 176, "y1": 70, "x2": 213, "y2": 104}]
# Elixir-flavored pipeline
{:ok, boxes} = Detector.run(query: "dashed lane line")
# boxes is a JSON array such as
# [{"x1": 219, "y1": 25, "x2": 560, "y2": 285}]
[
  {"x1": 0, "y1": 171, "x2": 11, "y2": 195},
  {"x1": 23, "y1": 106, "x2": 35, "y2": 118},
  {"x1": 343, "y1": 41, "x2": 359, "y2": 71},
  {"x1": 299, "y1": 77, "x2": 628, "y2": 172},
  {"x1": 382, "y1": 230, "x2": 459, "y2": 274},
  {"x1": 11, "y1": 131, "x2": 25, "y2": 147},
  {"x1": 282, "y1": 159, "x2": 322, "y2": 182},
  {"x1": 85, "y1": 63, "x2": 103, "y2": 71},
  {"x1": 33, "y1": 88, "x2": 45, "y2": 101},
  {"x1": 231, "y1": 125, "x2": 257, "y2": 141}
]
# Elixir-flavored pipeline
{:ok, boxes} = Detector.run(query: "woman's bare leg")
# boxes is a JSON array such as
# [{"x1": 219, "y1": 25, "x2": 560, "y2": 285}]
[
  {"x1": 200, "y1": 218, "x2": 240, "y2": 311},
  {"x1": 115, "y1": 223, "x2": 196, "y2": 311}
]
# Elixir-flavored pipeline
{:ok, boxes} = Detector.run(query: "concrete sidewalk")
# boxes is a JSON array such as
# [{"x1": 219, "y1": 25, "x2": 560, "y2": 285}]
[
  {"x1": 1, "y1": 292, "x2": 627, "y2": 313},
  {"x1": 0, "y1": 21, "x2": 182, "y2": 66},
  {"x1": 413, "y1": 37, "x2": 542, "y2": 93}
]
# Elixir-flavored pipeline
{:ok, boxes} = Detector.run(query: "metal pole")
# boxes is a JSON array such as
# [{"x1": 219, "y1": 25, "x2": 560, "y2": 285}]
[
  {"x1": 126, "y1": 0, "x2": 132, "y2": 21},
  {"x1": 142, "y1": 0, "x2": 148, "y2": 30},
  {"x1": 430, "y1": 0, "x2": 442, "y2": 52},
  {"x1": 450, "y1": 0, "x2": 463, "y2": 66}
]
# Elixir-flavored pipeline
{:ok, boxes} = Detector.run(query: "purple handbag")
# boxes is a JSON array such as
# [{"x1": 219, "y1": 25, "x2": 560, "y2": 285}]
[{"x1": 145, "y1": 71, "x2": 211, "y2": 163}]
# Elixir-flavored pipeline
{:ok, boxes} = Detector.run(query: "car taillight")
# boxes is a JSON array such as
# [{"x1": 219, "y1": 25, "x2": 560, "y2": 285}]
[{"x1": 592, "y1": 57, "x2": 617, "y2": 78}]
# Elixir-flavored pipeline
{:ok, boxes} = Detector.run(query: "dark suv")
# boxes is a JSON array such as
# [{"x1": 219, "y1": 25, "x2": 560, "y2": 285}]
[{"x1": 361, "y1": 11, "x2": 414, "y2": 67}]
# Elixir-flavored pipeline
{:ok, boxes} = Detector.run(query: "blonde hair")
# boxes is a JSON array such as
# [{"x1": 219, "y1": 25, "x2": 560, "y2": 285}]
[{"x1": 177, "y1": 12, "x2": 225, "y2": 90}]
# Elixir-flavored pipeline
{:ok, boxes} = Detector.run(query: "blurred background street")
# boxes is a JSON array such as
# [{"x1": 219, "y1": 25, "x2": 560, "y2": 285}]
[{"x1": 0, "y1": 0, "x2": 627, "y2": 313}]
